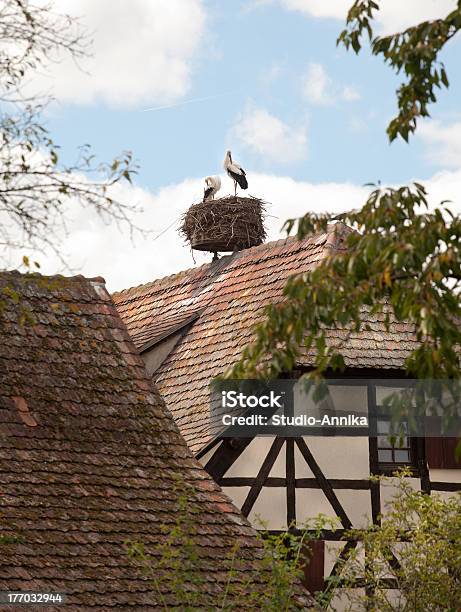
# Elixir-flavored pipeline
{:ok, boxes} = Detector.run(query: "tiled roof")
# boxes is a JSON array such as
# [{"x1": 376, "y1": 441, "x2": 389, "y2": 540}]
[
  {"x1": 113, "y1": 226, "x2": 420, "y2": 454},
  {"x1": 0, "y1": 272, "x2": 309, "y2": 609},
  {"x1": 136, "y1": 310, "x2": 200, "y2": 353}
]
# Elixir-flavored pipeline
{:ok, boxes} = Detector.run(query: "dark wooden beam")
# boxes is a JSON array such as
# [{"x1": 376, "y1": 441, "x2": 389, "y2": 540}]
[
  {"x1": 297, "y1": 478, "x2": 371, "y2": 490},
  {"x1": 302, "y1": 540, "x2": 325, "y2": 594},
  {"x1": 220, "y1": 476, "x2": 285, "y2": 487},
  {"x1": 367, "y1": 384, "x2": 381, "y2": 526},
  {"x1": 295, "y1": 437, "x2": 352, "y2": 529},
  {"x1": 368, "y1": 436, "x2": 381, "y2": 524},
  {"x1": 267, "y1": 529, "x2": 350, "y2": 541},
  {"x1": 219, "y1": 476, "x2": 372, "y2": 490},
  {"x1": 431, "y1": 481, "x2": 461, "y2": 492},
  {"x1": 266, "y1": 529, "x2": 412, "y2": 542},
  {"x1": 286, "y1": 438, "x2": 296, "y2": 527},
  {"x1": 416, "y1": 436, "x2": 431, "y2": 494},
  {"x1": 241, "y1": 437, "x2": 284, "y2": 517},
  {"x1": 204, "y1": 437, "x2": 253, "y2": 481}
]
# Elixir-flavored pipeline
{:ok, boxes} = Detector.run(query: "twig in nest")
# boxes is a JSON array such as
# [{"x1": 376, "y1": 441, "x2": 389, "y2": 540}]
[{"x1": 180, "y1": 195, "x2": 267, "y2": 252}]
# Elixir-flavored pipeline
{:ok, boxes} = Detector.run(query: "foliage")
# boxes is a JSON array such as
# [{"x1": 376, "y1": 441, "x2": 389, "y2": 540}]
[
  {"x1": 321, "y1": 472, "x2": 461, "y2": 611},
  {"x1": 0, "y1": 0, "x2": 139, "y2": 266},
  {"x1": 123, "y1": 475, "x2": 461, "y2": 610},
  {"x1": 338, "y1": 0, "x2": 461, "y2": 141},
  {"x1": 229, "y1": 184, "x2": 461, "y2": 387},
  {"x1": 230, "y1": 4, "x2": 461, "y2": 436},
  {"x1": 252, "y1": 513, "x2": 336, "y2": 611},
  {"x1": 125, "y1": 478, "x2": 315, "y2": 610}
]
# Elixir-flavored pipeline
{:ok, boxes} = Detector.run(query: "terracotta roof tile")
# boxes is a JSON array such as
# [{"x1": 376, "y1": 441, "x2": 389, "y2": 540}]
[
  {"x1": 113, "y1": 227, "x2": 419, "y2": 455},
  {"x1": 0, "y1": 271, "x2": 311, "y2": 609}
]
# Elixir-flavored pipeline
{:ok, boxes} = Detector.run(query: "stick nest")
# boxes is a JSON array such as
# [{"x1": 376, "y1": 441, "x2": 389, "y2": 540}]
[{"x1": 180, "y1": 195, "x2": 267, "y2": 252}]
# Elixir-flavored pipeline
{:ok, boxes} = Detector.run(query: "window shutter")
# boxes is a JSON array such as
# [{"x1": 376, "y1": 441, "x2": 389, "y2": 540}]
[
  {"x1": 425, "y1": 437, "x2": 461, "y2": 469},
  {"x1": 302, "y1": 540, "x2": 325, "y2": 594}
]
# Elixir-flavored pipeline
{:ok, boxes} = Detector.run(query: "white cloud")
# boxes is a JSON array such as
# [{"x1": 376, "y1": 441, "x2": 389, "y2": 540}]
[
  {"x1": 418, "y1": 120, "x2": 461, "y2": 168},
  {"x1": 303, "y1": 63, "x2": 333, "y2": 105},
  {"x1": 232, "y1": 104, "x2": 308, "y2": 164},
  {"x1": 373, "y1": 0, "x2": 457, "y2": 34},
  {"x1": 18, "y1": 165, "x2": 461, "y2": 293},
  {"x1": 280, "y1": 0, "x2": 350, "y2": 20},
  {"x1": 31, "y1": 0, "x2": 206, "y2": 108},
  {"x1": 21, "y1": 178, "x2": 205, "y2": 292},
  {"x1": 342, "y1": 85, "x2": 361, "y2": 102},
  {"x1": 17, "y1": 174, "x2": 365, "y2": 291},
  {"x1": 302, "y1": 63, "x2": 360, "y2": 106},
  {"x1": 424, "y1": 168, "x2": 461, "y2": 210},
  {"x1": 256, "y1": 0, "x2": 457, "y2": 33}
]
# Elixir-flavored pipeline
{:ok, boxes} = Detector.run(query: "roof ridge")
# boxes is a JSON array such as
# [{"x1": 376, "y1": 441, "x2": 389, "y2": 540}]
[
  {"x1": 112, "y1": 229, "x2": 342, "y2": 302},
  {"x1": 111, "y1": 259, "x2": 216, "y2": 299},
  {"x1": 0, "y1": 269, "x2": 107, "y2": 284}
]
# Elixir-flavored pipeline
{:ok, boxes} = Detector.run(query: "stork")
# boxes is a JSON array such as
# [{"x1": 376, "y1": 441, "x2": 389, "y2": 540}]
[
  {"x1": 203, "y1": 175, "x2": 221, "y2": 202},
  {"x1": 223, "y1": 149, "x2": 248, "y2": 196}
]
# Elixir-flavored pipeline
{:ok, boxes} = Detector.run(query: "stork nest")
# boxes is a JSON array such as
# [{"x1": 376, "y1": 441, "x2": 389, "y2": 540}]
[{"x1": 180, "y1": 195, "x2": 267, "y2": 253}]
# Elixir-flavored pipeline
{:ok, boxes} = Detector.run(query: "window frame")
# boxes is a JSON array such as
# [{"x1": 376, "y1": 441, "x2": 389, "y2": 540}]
[
  {"x1": 324, "y1": 374, "x2": 422, "y2": 476},
  {"x1": 374, "y1": 415, "x2": 419, "y2": 475}
]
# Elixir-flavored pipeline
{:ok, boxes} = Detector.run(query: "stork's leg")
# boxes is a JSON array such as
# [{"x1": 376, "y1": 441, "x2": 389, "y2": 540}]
[{"x1": 234, "y1": 180, "x2": 237, "y2": 197}]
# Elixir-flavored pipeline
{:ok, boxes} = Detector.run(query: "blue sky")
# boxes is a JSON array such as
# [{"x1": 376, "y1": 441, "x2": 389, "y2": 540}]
[{"x1": 28, "y1": 0, "x2": 461, "y2": 290}]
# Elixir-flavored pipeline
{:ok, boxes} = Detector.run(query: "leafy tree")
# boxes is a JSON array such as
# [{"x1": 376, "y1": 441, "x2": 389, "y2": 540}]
[
  {"x1": 230, "y1": 185, "x2": 461, "y2": 383},
  {"x1": 0, "y1": 0, "x2": 139, "y2": 267},
  {"x1": 338, "y1": 0, "x2": 461, "y2": 142},
  {"x1": 230, "y1": 2, "x2": 461, "y2": 426},
  {"x1": 320, "y1": 472, "x2": 461, "y2": 611}
]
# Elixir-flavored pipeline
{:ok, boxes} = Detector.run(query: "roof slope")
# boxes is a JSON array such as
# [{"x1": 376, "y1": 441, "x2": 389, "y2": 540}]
[
  {"x1": 113, "y1": 227, "x2": 420, "y2": 454},
  {"x1": 0, "y1": 272, "x2": 307, "y2": 609}
]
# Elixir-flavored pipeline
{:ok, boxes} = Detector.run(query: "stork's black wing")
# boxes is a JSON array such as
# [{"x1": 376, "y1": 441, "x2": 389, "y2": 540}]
[
  {"x1": 228, "y1": 170, "x2": 248, "y2": 190},
  {"x1": 203, "y1": 186, "x2": 213, "y2": 201}
]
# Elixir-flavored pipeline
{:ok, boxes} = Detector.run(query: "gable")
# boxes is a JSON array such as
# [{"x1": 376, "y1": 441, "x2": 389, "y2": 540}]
[{"x1": 114, "y1": 227, "x2": 420, "y2": 455}]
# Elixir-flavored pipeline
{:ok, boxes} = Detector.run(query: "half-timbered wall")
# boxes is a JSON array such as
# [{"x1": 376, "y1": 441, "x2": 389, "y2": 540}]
[{"x1": 199, "y1": 373, "x2": 461, "y2": 600}]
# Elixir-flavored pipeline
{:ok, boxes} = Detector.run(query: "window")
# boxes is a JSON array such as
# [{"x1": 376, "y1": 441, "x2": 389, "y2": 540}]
[{"x1": 376, "y1": 418, "x2": 415, "y2": 471}]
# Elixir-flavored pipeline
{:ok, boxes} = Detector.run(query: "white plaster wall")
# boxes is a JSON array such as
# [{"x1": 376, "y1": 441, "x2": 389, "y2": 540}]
[
  {"x1": 430, "y1": 468, "x2": 461, "y2": 483},
  {"x1": 296, "y1": 437, "x2": 370, "y2": 479},
  {"x1": 225, "y1": 437, "x2": 286, "y2": 478},
  {"x1": 198, "y1": 446, "x2": 216, "y2": 466},
  {"x1": 220, "y1": 486, "x2": 250, "y2": 511},
  {"x1": 200, "y1": 437, "x2": 461, "y2": 532},
  {"x1": 248, "y1": 486, "x2": 287, "y2": 530}
]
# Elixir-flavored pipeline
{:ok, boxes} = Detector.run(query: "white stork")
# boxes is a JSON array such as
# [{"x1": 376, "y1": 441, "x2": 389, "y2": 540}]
[
  {"x1": 223, "y1": 149, "x2": 248, "y2": 196},
  {"x1": 203, "y1": 175, "x2": 221, "y2": 202}
]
